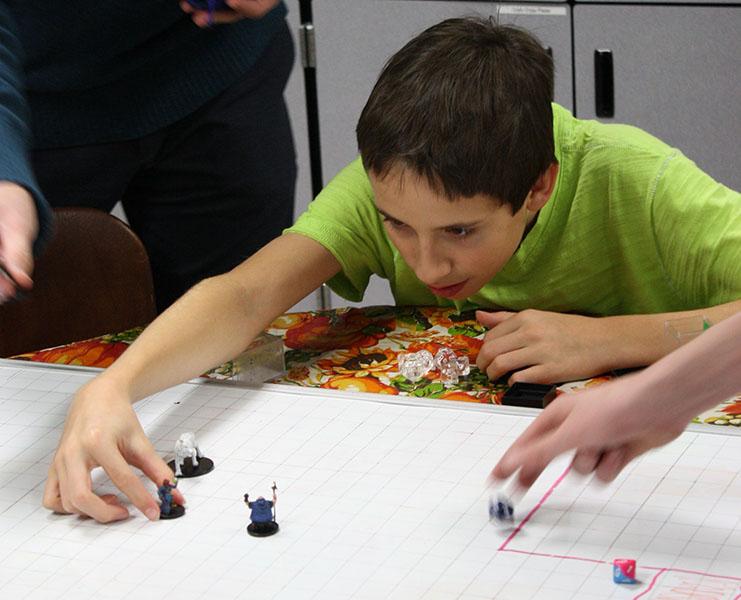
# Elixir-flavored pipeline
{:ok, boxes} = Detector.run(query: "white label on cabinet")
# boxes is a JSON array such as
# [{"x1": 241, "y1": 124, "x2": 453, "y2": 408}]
[{"x1": 497, "y1": 5, "x2": 567, "y2": 16}]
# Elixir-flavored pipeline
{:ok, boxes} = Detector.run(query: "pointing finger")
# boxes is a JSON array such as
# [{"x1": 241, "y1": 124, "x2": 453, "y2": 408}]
[
  {"x1": 129, "y1": 440, "x2": 186, "y2": 507},
  {"x1": 97, "y1": 446, "x2": 159, "y2": 521}
]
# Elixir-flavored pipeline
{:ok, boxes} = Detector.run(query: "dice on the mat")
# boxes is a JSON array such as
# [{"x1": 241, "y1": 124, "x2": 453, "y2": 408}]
[{"x1": 612, "y1": 558, "x2": 636, "y2": 584}]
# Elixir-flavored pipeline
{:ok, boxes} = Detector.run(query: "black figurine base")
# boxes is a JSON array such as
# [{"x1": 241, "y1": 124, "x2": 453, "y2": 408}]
[
  {"x1": 160, "y1": 504, "x2": 185, "y2": 520},
  {"x1": 247, "y1": 521, "x2": 279, "y2": 537},
  {"x1": 501, "y1": 382, "x2": 558, "y2": 409},
  {"x1": 167, "y1": 456, "x2": 214, "y2": 478}
]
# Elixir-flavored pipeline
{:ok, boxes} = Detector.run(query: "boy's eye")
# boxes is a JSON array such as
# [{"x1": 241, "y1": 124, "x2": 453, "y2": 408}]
[
  {"x1": 446, "y1": 226, "x2": 474, "y2": 238},
  {"x1": 383, "y1": 216, "x2": 407, "y2": 229}
]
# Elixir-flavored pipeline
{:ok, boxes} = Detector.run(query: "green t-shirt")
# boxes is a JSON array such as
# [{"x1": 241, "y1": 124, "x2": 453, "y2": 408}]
[{"x1": 287, "y1": 104, "x2": 741, "y2": 315}]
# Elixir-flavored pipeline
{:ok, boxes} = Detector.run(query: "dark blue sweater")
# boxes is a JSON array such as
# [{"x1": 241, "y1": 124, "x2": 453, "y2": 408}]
[{"x1": 0, "y1": 1, "x2": 288, "y2": 251}]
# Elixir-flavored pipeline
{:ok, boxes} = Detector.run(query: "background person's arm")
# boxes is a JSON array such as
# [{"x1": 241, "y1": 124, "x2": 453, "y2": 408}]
[
  {"x1": 492, "y1": 310, "x2": 741, "y2": 489},
  {"x1": 0, "y1": 4, "x2": 53, "y2": 298},
  {"x1": 43, "y1": 233, "x2": 341, "y2": 523}
]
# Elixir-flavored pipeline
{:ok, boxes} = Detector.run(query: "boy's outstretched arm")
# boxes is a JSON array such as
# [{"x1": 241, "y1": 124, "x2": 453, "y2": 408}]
[
  {"x1": 476, "y1": 299, "x2": 741, "y2": 384},
  {"x1": 42, "y1": 233, "x2": 340, "y2": 523},
  {"x1": 491, "y1": 310, "x2": 741, "y2": 490}
]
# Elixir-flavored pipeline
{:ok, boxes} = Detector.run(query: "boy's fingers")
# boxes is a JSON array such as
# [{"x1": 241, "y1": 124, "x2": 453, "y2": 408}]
[
  {"x1": 42, "y1": 467, "x2": 70, "y2": 514},
  {"x1": 100, "y1": 494, "x2": 126, "y2": 507},
  {"x1": 98, "y1": 448, "x2": 159, "y2": 521},
  {"x1": 476, "y1": 336, "x2": 526, "y2": 377},
  {"x1": 54, "y1": 460, "x2": 79, "y2": 515},
  {"x1": 130, "y1": 443, "x2": 186, "y2": 506},
  {"x1": 508, "y1": 364, "x2": 554, "y2": 385},
  {"x1": 65, "y1": 461, "x2": 129, "y2": 522},
  {"x1": 476, "y1": 310, "x2": 514, "y2": 330},
  {"x1": 485, "y1": 351, "x2": 527, "y2": 382}
]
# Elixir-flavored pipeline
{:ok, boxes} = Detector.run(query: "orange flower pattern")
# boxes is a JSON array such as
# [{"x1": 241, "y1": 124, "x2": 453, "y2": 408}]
[{"x1": 11, "y1": 306, "x2": 740, "y2": 420}]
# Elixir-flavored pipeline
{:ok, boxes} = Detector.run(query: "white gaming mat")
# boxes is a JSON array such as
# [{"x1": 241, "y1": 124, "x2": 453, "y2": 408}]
[{"x1": 0, "y1": 362, "x2": 740, "y2": 600}]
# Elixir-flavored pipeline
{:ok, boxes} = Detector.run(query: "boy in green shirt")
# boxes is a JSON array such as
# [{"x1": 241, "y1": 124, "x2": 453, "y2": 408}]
[{"x1": 44, "y1": 17, "x2": 740, "y2": 523}]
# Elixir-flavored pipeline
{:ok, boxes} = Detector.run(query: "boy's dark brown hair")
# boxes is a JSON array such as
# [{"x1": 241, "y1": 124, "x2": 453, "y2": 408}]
[{"x1": 357, "y1": 17, "x2": 556, "y2": 214}]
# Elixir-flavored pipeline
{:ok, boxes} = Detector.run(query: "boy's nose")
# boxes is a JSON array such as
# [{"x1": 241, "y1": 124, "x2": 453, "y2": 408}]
[{"x1": 414, "y1": 244, "x2": 453, "y2": 287}]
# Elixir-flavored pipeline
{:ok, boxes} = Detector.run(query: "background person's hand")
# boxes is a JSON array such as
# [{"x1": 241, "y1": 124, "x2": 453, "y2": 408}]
[
  {"x1": 491, "y1": 375, "x2": 687, "y2": 490},
  {"x1": 0, "y1": 182, "x2": 37, "y2": 301},
  {"x1": 180, "y1": 0, "x2": 281, "y2": 28},
  {"x1": 475, "y1": 309, "x2": 613, "y2": 384},
  {"x1": 492, "y1": 311, "x2": 741, "y2": 492},
  {"x1": 43, "y1": 377, "x2": 184, "y2": 523}
]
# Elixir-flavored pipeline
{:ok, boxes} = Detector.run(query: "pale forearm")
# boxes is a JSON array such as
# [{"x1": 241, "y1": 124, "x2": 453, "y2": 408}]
[
  {"x1": 94, "y1": 234, "x2": 340, "y2": 403},
  {"x1": 100, "y1": 273, "x2": 264, "y2": 402},
  {"x1": 631, "y1": 310, "x2": 741, "y2": 421},
  {"x1": 598, "y1": 299, "x2": 741, "y2": 370}
]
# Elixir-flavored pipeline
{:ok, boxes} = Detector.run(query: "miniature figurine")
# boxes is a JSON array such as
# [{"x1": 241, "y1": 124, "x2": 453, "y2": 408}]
[
  {"x1": 158, "y1": 478, "x2": 185, "y2": 519},
  {"x1": 244, "y1": 481, "x2": 279, "y2": 537},
  {"x1": 167, "y1": 431, "x2": 214, "y2": 478}
]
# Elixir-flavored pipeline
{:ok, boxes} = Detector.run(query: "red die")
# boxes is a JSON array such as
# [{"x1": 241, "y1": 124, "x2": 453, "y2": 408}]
[{"x1": 613, "y1": 558, "x2": 637, "y2": 584}]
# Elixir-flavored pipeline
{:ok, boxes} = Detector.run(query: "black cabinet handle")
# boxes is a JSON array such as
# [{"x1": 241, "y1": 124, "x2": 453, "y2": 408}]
[{"x1": 594, "y1": 49, "x2": 614, "y2": 118}]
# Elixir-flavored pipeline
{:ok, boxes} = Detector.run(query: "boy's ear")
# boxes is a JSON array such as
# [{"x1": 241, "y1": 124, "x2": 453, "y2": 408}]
[{"x1": 524, "y1": 163, "x2": 559, "y2": 212}]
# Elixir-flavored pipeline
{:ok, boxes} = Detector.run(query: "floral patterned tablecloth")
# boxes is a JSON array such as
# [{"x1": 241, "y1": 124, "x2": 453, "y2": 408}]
[{"x1": 12, "y1": 305, "x2": 740, "y2": 429}]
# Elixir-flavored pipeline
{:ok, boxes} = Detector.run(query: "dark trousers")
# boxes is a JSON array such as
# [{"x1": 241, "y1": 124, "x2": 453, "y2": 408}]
[{"x1": 31, "y1": 22, "x2": 296, "y2": 312}]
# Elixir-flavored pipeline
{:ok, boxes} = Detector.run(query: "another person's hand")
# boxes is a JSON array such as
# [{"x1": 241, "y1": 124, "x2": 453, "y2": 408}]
[
  {"x1": 492, "y1": 311, "x2": 741, "y2": 493},
  {"x1": 0, "y1": 182, "x2": 38, "y2": 301},
  {"x1": 43, "y1": 378, "x2": 183, "y2": 523},
  {"x1": 491, "y1": 375, "x2": 687, "y2": 489},
  {"x1": 475, "y1": 309, "x2": 612, "y2": 384},
  {"x1": 180, "y1": 0, "x2": 281, "y2": 28}
]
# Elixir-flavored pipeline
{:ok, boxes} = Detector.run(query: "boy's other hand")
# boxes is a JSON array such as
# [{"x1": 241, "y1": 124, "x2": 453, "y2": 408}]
[
  {"x1": 475, "y1": 309, "x2": 612, "y2": 384},
  {"x1": 491, "y1": 375, "x2": 685, "y2": 490},
  {"x1": 180, "y1": 0, "x2": 281, "y2": 28},
  {"x1": 0, "y1": 182, "x2": 37, "y2": 301},
  {"x1": 43, "y1": 379, "x2": 183, "y2": 523}
]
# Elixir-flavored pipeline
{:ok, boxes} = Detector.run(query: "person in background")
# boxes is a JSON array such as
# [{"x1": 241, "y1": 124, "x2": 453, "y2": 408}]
[{"x1": 0, "y1": 0, "x2": 296, "y2": 312}]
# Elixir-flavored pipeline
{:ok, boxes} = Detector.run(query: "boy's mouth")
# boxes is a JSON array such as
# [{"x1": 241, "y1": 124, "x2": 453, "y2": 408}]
[{"x1": 428, "y1": 280, "x2": 468, "y2": 298}]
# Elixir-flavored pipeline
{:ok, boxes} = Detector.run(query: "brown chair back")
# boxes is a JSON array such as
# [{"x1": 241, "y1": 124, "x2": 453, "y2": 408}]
[{"x1": 0, "y1": 207, "x2": 156, "y2": 357}]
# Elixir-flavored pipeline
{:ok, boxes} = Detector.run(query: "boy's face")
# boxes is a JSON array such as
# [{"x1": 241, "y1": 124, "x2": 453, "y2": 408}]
[{"x1": 370, "y1": 167, "x2": 547, "y2": 300}]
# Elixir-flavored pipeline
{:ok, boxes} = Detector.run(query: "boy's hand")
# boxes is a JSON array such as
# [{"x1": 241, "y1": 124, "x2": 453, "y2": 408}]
[
  {"x1": 475, "y1": 309, "x2": 612, "y2": 384},
  {"x1": 179, "y1": 0, "x2": 281, "y2": 28},
  {"x1": 0, "y1": 182, "x2": 37, "y2": 301},
  {"x1": 43, "y1": 379, "x2": 183, "y2": 523},
  {"x1": 491, "y1": 376, "x2": 685, "y2": 489}
]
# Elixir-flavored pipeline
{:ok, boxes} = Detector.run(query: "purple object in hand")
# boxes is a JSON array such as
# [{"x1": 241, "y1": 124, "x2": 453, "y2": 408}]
[{"x1": 186, "y1": 0, "x2": 230, "y2": 11}]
